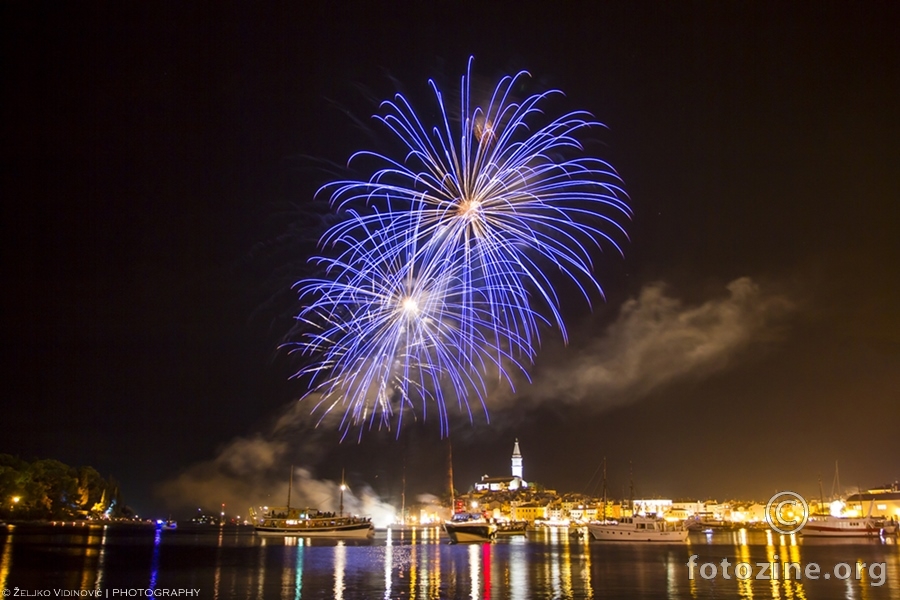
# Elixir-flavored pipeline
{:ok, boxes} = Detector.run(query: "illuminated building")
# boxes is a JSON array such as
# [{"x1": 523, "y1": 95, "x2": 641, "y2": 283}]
[
  {"x1": 843, "y1": 483, "x2": 900, "y2": 519},
  {"x1": 633, "y1": 499, "x2": 673, "y2": 516},
  {"x1": 474, "y1": 439, "x2": 529, "y2": 492},
  {"x1": 511, "y1": 502, "x2": 548, "y2": 523},
  {"x1": 671, "y1": 501, "x2": 705, "y2": 516}
]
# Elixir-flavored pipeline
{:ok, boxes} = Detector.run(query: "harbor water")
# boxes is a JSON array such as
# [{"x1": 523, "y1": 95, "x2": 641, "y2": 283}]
[{"x1": 1, "y1": 524, "x2": 898, "y2": 599}]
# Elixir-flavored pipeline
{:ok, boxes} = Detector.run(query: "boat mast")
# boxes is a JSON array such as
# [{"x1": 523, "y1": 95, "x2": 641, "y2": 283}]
[
  {"x1": 287, "y1": 465, "x2": 293, "y2": 510},
  {"x1": 401, "y1": 462, "x2": 406, "y2": 525},
  {"x1": 447, "y1": 436, "x2": 455, "y2": 514},
  {"x1": 628, "y1": 461, "x2": 635, "y2": 518},
  {"x1": 818, "y1": 475, "x2": 826, "y2": 515},
  {"x1": 339, "y1": 468, "x2": 345, "y2": 518},
  {"x1": 831, "y1": 460, "x2": 841, "y2": 499},
  {"x1": 598, "y1": 457, "x2": 608, "y2": 522}
]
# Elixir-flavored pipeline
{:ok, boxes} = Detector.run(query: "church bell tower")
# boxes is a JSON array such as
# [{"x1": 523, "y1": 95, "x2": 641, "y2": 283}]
[{"x1": 511, "y1": 438, "x2": 523, "y2": 479}]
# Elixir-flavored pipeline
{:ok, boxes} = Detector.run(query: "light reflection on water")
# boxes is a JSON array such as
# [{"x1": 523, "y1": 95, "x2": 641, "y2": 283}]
[
  {"x1": 0, "y1": 525, "x2": 897, "y2": 599},
  {"x1": 0, "y1": 527, "x2": 13, "y2": 591}
]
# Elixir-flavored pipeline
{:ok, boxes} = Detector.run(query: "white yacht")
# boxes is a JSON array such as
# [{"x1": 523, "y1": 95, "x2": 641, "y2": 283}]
[
  {"x1": 587, "y1": 516, "x2": 688, "y2": 542},
  {"x1": 801, "y1": 515, "x2": 885, "y2": 537},
  {"x1": 443, "y1": 513, "x2": 498, "y2": 543}
]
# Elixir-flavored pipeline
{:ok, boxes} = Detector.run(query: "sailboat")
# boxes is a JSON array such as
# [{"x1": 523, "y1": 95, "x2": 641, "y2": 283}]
[
  {"x1": 249, "y1": 468, "x2": 374, "y2": 538},
  {"x1": 442, "y1": 437, "x2": 497, "y2": 543},
  {"x1": 802, "y1": 514, "x2": 885, "y2": 537},
  {"x1": 587, "y1": 461, "x2": 688, "y2": 543},
  {"x1": 802, "y1": 464, "x2": 890, "y2": 538},
  {"x1": 803, "y1": 494, "x2": 889, "y2": 538}
]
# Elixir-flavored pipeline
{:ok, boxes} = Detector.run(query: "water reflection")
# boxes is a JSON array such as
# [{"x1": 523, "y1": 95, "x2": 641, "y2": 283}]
[
  {"x1": 383, "y1": 532, "x2": 391, "y2": 600},
  {"x1": 0, "y1": 527, "x2": 13, "y2": 592},
  {"x1": 1, "y1": 525, "x2": 899, "y2": 598},
  {"x1": 81, "y1": 526, "x2": 108, "y2": 592},
  {"x1": 467, "y1": 543, "x2": 480, "y2": 600},
  {"x1": 507, "y1": 537, "x2": 529, "y2": 600},
  {"x1": 333, "y1": 541, "x2": 346, "y2": 600},
  {"x1": 148, "y1": 527, "x2": 161, "y2": 591},
  {"x1": 256, "y1": 533, "x2": 266, "y2": 598},
  {"x1": 736, "y1": 529, "x2": 752, "y2": 599},
  {"x1": 213, "y1": 527, "x2": 223, "y2": 600}
]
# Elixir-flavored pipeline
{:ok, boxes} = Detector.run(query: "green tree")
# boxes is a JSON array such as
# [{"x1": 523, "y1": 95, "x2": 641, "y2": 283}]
[{"x1": 0, "y1": 455, "x2": 126, "y2": 520}]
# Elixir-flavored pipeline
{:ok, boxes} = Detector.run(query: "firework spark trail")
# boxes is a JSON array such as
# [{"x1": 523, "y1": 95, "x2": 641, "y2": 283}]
[
  {"x1": 291, "y1": 215, "x2": 535, "y2": 439},
  {"x1": 292, "y1": 58, "x2": 629, "y2": 438},
  {"x1": 320, "y1": 58, "x2": 631, "y2": 346}
]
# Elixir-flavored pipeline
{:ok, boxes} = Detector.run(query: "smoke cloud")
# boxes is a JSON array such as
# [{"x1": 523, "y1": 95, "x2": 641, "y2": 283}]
[
  {"x1": 155, "y1": 400, "x2": 396, "y2": 526},
  {"x1": 495, "y1": 277, "x2": 792, "y2": 410},
  {"x1": 158, "y1": 277, "x2": 789, "y2": 517}
]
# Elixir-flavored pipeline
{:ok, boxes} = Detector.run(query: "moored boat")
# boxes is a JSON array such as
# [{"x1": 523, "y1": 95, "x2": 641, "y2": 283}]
[
  {"x1": 443, "y1": 513, "x2": 497, "y2": 543},
  {"x1": 250, "y1": 467, "x2": 374, "y2": 538},
  {"x1": 251, "y1": 507, "x2": 374, "y2": 538},
  {"x1": 587, "y1": 516, "x2": 688, "y2": 543},
  {"x1": 685, "y1": 516, "x2": 738, "y2": 532},
  {"x1": 801, "y1": 515, "x2": 885, "y2": 537},
  {"x1": 495, "y1": 519, "x2": 527, "y2": 536}
]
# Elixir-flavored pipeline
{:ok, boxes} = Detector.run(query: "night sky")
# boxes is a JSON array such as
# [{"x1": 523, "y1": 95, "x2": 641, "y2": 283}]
[{"x1": 4, "y1": 2, "x2": 899, "y2": 517}]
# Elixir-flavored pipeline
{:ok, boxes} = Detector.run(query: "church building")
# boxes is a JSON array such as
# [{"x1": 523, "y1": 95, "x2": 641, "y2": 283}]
[{"x1": 474, "y1": 439, "x2": 529, "y2": 492}]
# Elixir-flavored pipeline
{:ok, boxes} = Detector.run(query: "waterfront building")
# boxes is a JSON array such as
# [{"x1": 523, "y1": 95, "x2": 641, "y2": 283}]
[
  {"x1": 511, "y1": 502, "x2": 548, "y2": 523},
  {"x1": 547, "y1": 503, "x2": 564, "y2": 521},
  {"x1": 633, "y1": 498, "x2": 673, "y2": 517},
  {"x1": 701, "y1": 500, "x2": 727, "y2": 521},
  {"x1": 569, "y1": 504, "x2": 599, "y2": 523},
  {"x1": 843, "y1": 483, "x2": 900, "y2": 520},
  {"x1": 671, "y1": 500, "x2": 705, "y2": 517}
]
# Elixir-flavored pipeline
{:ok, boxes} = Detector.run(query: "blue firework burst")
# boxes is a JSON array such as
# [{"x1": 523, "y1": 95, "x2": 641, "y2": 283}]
[{"x1": 292, "y1": 58, "x2": 629, "y2": 437}]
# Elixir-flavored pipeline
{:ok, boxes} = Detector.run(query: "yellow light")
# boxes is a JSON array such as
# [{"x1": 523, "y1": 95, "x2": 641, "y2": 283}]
[
  {"x1": 12, "y1": 497, "x2": 20, "y2": 504},
  {"x1": 458, "y1": 198, "x2": 482, "y2": 217},
  {"x1": 401, "y1": 298, "x2": 418, "y2": 313}
]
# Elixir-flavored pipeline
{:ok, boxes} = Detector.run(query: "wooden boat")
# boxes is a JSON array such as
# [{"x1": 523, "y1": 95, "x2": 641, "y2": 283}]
[
  {"x1": 250, "y1": 467, "x2": 373, "y2": 538},
  {"x1": 251, "y1": 507, "x2": 373, "y2": 538}
]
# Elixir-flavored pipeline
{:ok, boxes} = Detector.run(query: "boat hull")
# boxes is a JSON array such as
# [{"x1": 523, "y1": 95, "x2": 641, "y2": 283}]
[
  {"x1": 587, "y1": 524, "x2": 688, "y2": 542},
  {"x1": 255, "y1": 522, "x2": 374, "y2": 538},
  {"x1": 801, "y1": 516, "x2": 886, "y2": 538},
  {"x1": 801, "y1": 523, "x2": 883, "y2": 537},
  {"x1": 443, "y1": 522, "x2": 497, "y2": 543},
  {"x1": 496, "y1": 521, "x2": 528, "y2": 536}
]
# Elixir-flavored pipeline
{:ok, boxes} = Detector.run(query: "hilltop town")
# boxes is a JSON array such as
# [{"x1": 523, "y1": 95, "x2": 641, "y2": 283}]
[{"x1": 398, "y1": 441, "x2": 900, "y2": 529}]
